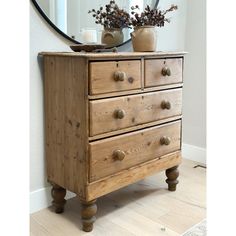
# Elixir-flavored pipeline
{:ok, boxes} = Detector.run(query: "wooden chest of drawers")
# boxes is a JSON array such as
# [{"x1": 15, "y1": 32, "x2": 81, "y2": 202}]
[{"x1": 41, "y1": 51, "x2": 185, "y2": 232}]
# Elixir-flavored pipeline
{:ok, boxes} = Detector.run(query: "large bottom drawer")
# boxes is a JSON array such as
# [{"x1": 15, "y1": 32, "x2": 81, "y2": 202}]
[{"x1": 89, "y1": 120, "x2": 181, "y2": 182}]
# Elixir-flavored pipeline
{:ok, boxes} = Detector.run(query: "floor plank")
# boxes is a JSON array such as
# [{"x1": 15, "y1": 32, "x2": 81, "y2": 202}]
[{"x1": 30, "y1": 159, "x2": 206, "y2": 235}]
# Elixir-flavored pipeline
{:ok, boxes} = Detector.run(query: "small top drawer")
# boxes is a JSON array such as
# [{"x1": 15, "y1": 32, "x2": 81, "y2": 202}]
[
  {"x1": 145, "y1": 58, "x2": 182, "y2": 87},
  {"x1": 89, "y1": 60, "x2": 141, "y2": 95}
]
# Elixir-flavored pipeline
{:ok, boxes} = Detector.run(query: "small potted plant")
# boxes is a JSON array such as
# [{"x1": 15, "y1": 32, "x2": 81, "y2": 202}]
[
  {"x1": 130, "y1": 4, "x2": 178, "y2": 52},
  {"x1": 88, "y1": 0, "x2": 131, "y2": 47}
]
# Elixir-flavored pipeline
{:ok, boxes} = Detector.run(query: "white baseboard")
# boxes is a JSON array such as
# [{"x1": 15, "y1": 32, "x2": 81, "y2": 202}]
[
  {"x1": 182, "y1": 143, "x2": 206, "y2": 164},
  {"x1": 30, "y1": 143, "x2": 206, "y2": 214},
  {"x1": 30, "y1": 186, "x2": 76, "y2": 214}
]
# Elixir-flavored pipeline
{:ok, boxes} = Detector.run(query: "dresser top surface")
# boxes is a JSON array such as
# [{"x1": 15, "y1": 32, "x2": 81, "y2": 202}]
[{"x1": 39, "y1": 51, "x2": 186, "y2": 59}]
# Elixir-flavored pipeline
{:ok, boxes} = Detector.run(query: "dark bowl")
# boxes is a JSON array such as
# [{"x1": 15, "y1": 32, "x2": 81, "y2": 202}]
[{"x1": 70, "y1": 44, "x2": 107, "y2": 52}]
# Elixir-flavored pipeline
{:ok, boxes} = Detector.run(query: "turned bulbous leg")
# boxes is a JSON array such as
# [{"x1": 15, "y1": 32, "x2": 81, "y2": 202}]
[
  {"x1": 51, "y1": 183, "x2": 66, "y2": 213},
  {"x1": 81, "y1": 199, "x2": 97, "y2": 232},
  {"x1": 165, "y1": 166, "x2": 179, "y2": 191}
]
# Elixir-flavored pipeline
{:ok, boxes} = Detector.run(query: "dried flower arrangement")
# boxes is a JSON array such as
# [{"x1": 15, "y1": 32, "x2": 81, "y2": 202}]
[
  {"x1": 88, "y1": 0, "x2": 131, "y2": 29},
  {"x1": 129, "y1": 4, "x2": 178, "y2": 51},
  {"x1": 88, "y1": 1, "x2": 178, "y2": 49},
  {"x1": 130, "y1": 4, "x2": 178, "y2": 27}
]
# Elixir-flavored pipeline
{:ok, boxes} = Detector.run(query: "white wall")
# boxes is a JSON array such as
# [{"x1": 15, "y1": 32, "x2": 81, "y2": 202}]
[
  {"x1": 30, "y1": 3, "x2": 70, "y2": 193},
  {"x1": 157, "y1": 0, "x2": 187, "y2": 51},
  {"x1": 183, "y1": 0, "x2": 206, "y2": 149},
  {"x1": 30, "y1": 0, "x2": 205, "y2": 213}
]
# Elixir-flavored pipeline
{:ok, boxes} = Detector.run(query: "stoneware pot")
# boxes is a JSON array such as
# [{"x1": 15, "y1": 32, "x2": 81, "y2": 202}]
[
  {"x1": 101, "y1": 28, "x2": 124, "y2": 47},
  {"x1": 131, "y1": 26, "x2": 157, "y2": 52}
]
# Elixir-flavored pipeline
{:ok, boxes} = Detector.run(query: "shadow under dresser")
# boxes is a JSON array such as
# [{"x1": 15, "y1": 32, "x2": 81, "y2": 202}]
[{"x1": 40, "y1": 51, "x2": 186, "y2": 232}]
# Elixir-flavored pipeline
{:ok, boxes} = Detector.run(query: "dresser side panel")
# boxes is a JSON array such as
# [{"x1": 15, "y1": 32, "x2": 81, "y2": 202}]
[{"x1": 44, "y1": 56, "x2": 88, "y2": 198}]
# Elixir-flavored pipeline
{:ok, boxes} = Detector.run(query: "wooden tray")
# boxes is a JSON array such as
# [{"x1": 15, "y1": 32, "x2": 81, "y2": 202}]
[{"x1": 70, "y1": 44, "x2": 107, "y2": 52}]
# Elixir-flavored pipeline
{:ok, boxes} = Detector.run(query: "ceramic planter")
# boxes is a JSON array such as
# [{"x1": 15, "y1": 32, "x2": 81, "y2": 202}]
[
  {"x1": 131, "y1": 26, "x2": 157, "y2": 52},
  {"x1": 101, "y1": 28, "x2": 124, "y2": 47}
]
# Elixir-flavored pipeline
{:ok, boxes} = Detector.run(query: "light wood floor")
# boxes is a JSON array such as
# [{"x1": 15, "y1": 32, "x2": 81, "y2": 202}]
[{"x1": 30, "y1": 159, "x2": 206, "y2": 236}]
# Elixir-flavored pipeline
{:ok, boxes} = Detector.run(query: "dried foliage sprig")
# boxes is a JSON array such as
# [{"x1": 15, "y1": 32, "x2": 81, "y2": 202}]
[
  {"x1": 130, "y1": 4, "x2": 178, "y2": 27},
  {"x1": 88, "y1": 0, "x2": 131, "y2": 29}
]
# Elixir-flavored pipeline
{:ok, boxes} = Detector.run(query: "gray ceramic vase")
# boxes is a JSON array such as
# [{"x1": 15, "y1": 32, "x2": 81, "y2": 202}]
[{"x1": 102, "y1": 28, "x2": 124, "y2": 47}]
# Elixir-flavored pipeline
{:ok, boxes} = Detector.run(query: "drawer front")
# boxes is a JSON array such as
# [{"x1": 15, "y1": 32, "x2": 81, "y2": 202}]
[
  {"x1": 145, "y1": 58, "x2": 182, "y2": 87},
  {"x1": 89, "y1": 60, "x2": 141, "y2": 95},
  {"x1": 89, "y1": 121, "x2": 181, "y2": 181},
  {"x1": 89, "y1": 88, "x2": 182, "y2": 136}
]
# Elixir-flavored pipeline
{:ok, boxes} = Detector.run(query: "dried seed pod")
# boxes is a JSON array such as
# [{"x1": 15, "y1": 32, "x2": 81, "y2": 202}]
[
  {"x1": 88, "y1": 0, "x2": 132, "y2": 29},
  {"x1": 130, "y1": 4, "x2": 178, "y2": 27}
]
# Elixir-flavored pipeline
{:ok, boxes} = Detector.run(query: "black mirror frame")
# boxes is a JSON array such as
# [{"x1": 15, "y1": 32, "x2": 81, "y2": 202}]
[{"x1": 31, "y1": 0, "x2": 160, "y2": 47}]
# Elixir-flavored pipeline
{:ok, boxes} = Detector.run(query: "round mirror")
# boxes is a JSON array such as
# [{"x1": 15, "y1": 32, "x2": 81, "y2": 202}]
[{"x1": 32, "y1": 0, "x2": 160, "y2": 47}]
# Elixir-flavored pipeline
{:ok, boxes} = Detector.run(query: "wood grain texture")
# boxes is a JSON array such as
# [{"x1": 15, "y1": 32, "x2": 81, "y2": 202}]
[
  {"x1": 89, "y1": 88, "x2": 182, "y2": 136},
  {"x1": 89, "y1": 121, "x2": 181, "y2": 181},
  {"x1": 44, "y1": 56, "x2": 88, "y2": 198},
  {"x1": 40, "y1": 51, "x2": 187, "y2": 59},
  {"x1": 89, "y1": 60, "x2": 141, "y2": 95},
  {"x1": 42, "y1": 52, "x2": 185, "y2": 231},
  {"x1": 86, "y1": 151, "x2": 182, "y2": 201},
  {"x1": 145, "y1": 58, "x2": 183, "y2": 87}
]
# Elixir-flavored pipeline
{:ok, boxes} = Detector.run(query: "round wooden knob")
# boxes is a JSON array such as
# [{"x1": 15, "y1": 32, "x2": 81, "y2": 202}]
[
  {"x1": 114, "y1": 71, "x2": 126, "y2": 81},
  {"x1": 161, "y1": 100, "x2": 171, "y2": 110},
  {"x1": 114, "y1": 109, "x2": 125, "y2": 119},
  {"x1": 161, "y1": 67, "x2": 171, "y2": 76},
  {"x1": 113, "y1": 150, "x2": 125, "y2": 161},
  {"x1": 160, "y1": 136, "x2": 171, "y2": 145}
]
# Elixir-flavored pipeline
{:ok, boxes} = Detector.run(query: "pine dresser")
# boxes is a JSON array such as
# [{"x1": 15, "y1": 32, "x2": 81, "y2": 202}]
[{"x1": 40, "y1": 51, "x2": 185, "y2": 232}]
